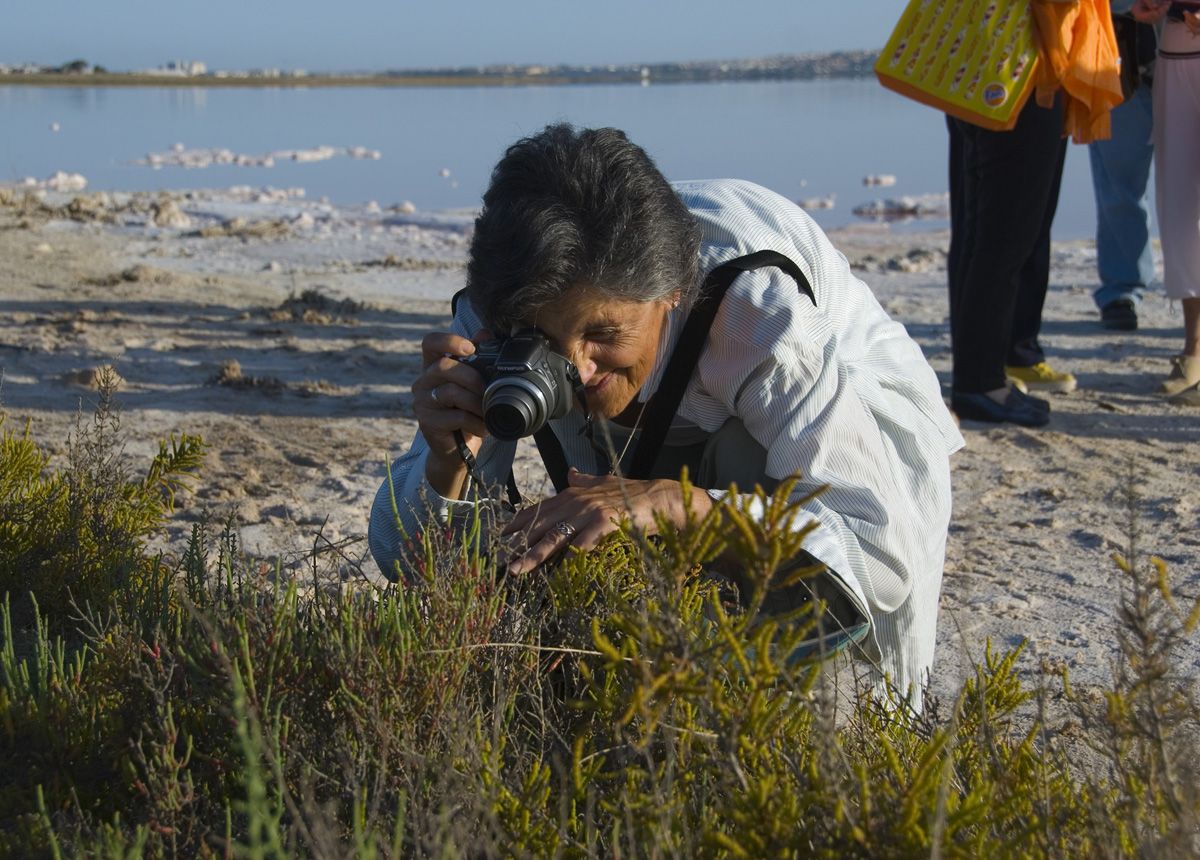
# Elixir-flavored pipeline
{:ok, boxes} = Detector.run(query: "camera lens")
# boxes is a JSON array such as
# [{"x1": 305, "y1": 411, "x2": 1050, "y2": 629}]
[
  {"x1": 483, "y1": 379, "x2": 549, "y2": 440},
  {"x1": 486, "y1": 398, "x2": 535, "y2": 439}
]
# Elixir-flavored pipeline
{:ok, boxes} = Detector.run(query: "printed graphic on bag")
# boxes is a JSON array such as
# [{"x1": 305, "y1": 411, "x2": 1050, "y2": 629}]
[
  {"x1": 983, "y1": 83, "x2": 1008, "y2": 107},
  {"x1": 876, "y1": 0, "x2": 1039, "y2": 131}
]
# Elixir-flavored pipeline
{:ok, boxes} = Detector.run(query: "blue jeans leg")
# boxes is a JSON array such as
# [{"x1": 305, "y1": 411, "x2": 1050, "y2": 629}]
[{"x1": 1088, "y1": 84, "x2": 1155, "y2": 310}]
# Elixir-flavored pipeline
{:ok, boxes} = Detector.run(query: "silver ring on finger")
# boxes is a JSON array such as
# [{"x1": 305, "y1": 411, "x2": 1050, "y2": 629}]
[
  {"x1": 430, "y1": 385, "x2": 440, "y2": 404},
  {"x1": 553, "y1": 520, "x2": 577, "y2": 539}
]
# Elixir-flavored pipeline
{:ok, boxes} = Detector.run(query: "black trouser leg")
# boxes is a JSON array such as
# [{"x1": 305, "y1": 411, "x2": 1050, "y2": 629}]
[
  {"x1": 946, "y1": 97, "x2": 1067, "y2": 394},
  {"x1": 1008, "y1": 130, "x2": 1067, "y2": 368},
  {"x1": 947, "y1": 114, "x2": 964, "y2": 338}
]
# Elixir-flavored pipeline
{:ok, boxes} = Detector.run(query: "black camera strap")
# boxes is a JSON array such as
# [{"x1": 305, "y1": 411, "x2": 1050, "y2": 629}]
[
  {"x1": 530, "y1": 417, "x2": 611, "y2": 495},
  {"x1": 532, "y1": 385, "x2": 590, "y2": 494},
  {"x1": 452, "y1": 429, "x2": 523, "y2": 509},
  {"x1": 626, "y1": 250, "x2": 814, "y2": 481},
  {"x1": 532, "y1": 427, "x2": 571, "y2": 493}
]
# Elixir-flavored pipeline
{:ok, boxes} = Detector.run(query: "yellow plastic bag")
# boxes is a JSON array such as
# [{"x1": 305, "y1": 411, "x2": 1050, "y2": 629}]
[{"x1": 876, "y1": 0, "x2": 1040, "y2": 131}]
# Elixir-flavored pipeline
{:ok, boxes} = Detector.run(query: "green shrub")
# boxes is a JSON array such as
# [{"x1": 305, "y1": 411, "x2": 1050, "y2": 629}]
[{"x1": 0, "y1": 374, "x2": 203, "y2": 625}]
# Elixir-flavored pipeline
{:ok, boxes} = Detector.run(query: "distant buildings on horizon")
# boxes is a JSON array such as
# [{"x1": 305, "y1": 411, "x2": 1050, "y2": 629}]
[
  {"x1": 0, "y1": 58, "x2": 309, "y2": 79},
  {"x1": 152, "y1": 60, "x2": 208, "y2": 77},
  {"x1": 0, "y1": 50, "x2": 878, "y2": 83}
]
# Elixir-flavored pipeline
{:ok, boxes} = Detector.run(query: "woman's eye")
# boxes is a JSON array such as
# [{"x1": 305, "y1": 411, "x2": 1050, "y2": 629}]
[{"x1": 586, "y1": 327, "x2": 622, "y2": 343}]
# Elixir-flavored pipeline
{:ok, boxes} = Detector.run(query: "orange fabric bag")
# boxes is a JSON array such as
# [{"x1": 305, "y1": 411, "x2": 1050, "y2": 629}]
[{"x1": 1031, "y1": 0, "x2": 1124, "y2": 143}]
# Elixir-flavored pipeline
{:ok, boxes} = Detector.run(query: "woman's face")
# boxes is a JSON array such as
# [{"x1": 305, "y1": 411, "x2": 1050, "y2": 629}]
[{"x1": 529, "y1": 283, "x2": 674, "y2": 421}]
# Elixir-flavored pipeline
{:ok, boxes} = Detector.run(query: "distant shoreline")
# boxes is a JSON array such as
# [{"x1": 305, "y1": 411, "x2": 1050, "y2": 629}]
[
  {"x1": 0, "y1": 72, "x2": 594, "y2": 88},
  {"x1": 0, "y1": 72, "x2": 876, "y2": 89},
  {"x1": 0, "y1": 54, "x2": 879, "y2": 89}
]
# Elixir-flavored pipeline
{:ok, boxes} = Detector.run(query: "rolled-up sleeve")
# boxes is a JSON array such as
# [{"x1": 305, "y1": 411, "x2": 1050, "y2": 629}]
[{"x1": 367, "y1": 298, "x2": 519, "y2": 581}]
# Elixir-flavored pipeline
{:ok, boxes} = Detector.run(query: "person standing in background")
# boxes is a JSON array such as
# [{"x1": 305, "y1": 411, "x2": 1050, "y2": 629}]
[
  {"x1": 946, "y1": 93, "x2": 1073, "y2": 428},
  {"x1": 946, "y1": 0, "x2": 1123, "y2": 426},
  {"x1": 1132, "y1": 0, "x2": 1200, "y2": 402},
  {"x1": 1089, "y1": 1, "x2": 1158, "y2": 332}
]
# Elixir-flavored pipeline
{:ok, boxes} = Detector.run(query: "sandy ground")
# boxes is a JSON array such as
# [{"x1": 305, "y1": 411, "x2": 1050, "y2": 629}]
[{"x1": 0, "y1": 188, "x2": 1196, "y2": 703}]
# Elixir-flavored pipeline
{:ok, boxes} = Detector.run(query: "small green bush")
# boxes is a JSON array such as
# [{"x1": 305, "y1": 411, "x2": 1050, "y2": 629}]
[{"x1": 0, "y1": 374, "x2": 202, "y2": 625}]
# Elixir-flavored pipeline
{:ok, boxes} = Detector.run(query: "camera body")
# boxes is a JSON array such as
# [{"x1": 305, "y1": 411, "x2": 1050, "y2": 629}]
[{"x1": 463, "y1": 328, "x2": 581, "y2": 440}]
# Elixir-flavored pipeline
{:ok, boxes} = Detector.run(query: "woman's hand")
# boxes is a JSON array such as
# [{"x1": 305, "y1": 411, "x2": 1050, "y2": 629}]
[
  {"x1": 415, "y1": 330, "x2": 489, "y2": 499},
  {"x1": 500, "y1": 468, "x2": 714, "y2": 575},
  {"x1": 1131, "y1": 0, "x2": 1170, "y2": 23}
]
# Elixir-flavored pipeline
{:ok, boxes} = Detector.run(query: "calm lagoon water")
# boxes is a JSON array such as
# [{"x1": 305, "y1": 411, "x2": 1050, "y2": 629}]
[{"x1": 0, "y1": 78, "x2": 1113, "y2": 241}]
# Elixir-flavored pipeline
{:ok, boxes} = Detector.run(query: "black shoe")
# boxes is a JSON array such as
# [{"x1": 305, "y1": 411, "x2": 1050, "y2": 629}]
[
  {"x1": 1100, "y1": 299, "x2": 1138, "y2": 331},
  {"x1": 951, "y1": 389, "x2": 1051, "y2": 427},
  {"x1": 1016, "y1": 387, "x2": 1051, "y2": 413}
]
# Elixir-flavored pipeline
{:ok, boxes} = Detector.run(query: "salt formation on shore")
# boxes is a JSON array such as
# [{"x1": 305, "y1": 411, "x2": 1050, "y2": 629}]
[
  {"x1": 138, "y1": 144, "x2": 382, "y2": 170},
  {"x1": 220, "y1": 186, "x2": 308, "y2": 203},
  {"x1": 14, "y1": 171, "x2": 89, "y2": 192},
  {"x1": 798, "y1": 193, "x2": 836, "y2": 210},
  {"x1": 151, "y1": 199, "x2": 191, "y2": 228},
  {"x1": 852, "y1": 192, "x2": 949, "y2": 221}
]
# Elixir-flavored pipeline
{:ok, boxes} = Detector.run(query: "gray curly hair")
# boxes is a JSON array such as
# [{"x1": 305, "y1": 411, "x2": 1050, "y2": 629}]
[{"x1": 465, "y1": 124, "x2": 703, "y2": 334}]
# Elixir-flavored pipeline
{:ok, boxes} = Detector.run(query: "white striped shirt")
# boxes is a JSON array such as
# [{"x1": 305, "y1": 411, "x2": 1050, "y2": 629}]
[{"x1": 369, "y1": 179, "x2": 964, "y2": 700}]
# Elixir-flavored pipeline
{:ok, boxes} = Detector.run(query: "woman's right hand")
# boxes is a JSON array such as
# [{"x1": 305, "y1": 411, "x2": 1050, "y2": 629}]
[{"x1": 415, "y1": 330, "x2": 489, "y2": 499}]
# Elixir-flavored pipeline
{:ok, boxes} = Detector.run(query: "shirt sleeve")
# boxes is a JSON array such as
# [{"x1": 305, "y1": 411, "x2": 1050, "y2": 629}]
[{"x1": 366, "y1": 297, "x2": 518, "y2": 581}]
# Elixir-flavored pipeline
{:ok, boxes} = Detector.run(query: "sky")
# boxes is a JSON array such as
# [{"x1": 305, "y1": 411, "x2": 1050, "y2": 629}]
[{"x1": 1, "y1": 1, "x2": 901, "y2": 72}]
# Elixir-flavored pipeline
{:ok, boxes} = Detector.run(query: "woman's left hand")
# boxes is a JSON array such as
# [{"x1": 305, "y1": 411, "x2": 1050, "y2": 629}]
[{"x1": 500, "y1": 468, "x2": 713, "y2": 575}]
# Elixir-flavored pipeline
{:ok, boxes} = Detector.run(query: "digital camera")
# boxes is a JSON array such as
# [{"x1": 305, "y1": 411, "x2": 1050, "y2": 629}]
[{"x1": 463, "y1": 328, "x2": 581, "y2": 441}]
